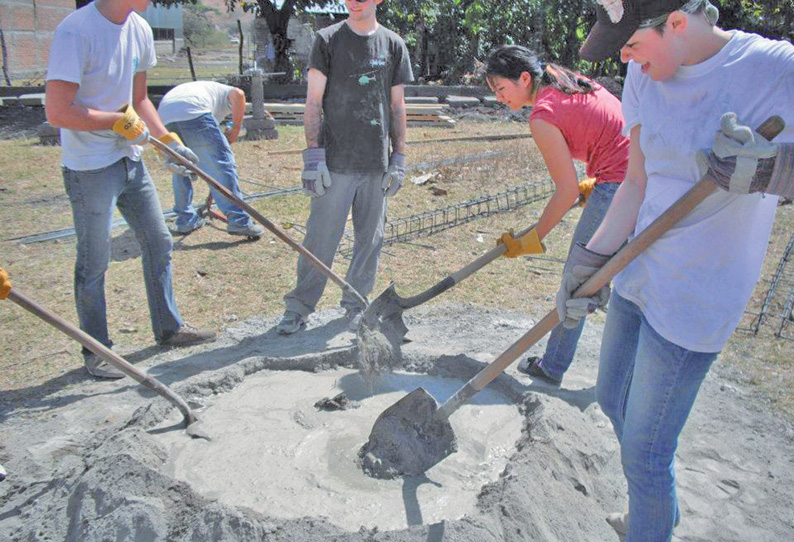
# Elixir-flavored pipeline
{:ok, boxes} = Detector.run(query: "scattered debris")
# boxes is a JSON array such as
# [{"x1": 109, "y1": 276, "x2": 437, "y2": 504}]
[{"x1": 314, "y1": 392, "x2": 360, "y2": 411}]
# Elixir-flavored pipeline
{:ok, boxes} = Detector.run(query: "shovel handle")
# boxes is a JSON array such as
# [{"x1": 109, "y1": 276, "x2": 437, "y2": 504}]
[
  {"x1": 400, "y1": 198, "x2": 583, "y2": 310},
  {"x1": 150, "y1": 137, "x2": 368, "y2": 309},
  {"x1": 438, "y1": 116, "x2": 784, "y2": 420},
  {"x1": 4, "y1": 287, "x2": 197, "y2": 426}
]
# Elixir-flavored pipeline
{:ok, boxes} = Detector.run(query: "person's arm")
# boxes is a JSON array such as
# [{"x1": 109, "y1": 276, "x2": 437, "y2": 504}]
[
  {"x1": 586, "y1": 125, "x2": 647, "y2": 255},
  {"x1": 304, "y1": 68, "x2": 327, "y2": 148},
  {"x1": 389, "y1": 84, "x2": 407, "y2": 154},
  {"x1": 45, "y1": 80, "x2": 121, "y2": 130},
  {"x1": 131, "y1": 71, "x2": 168, "y2": 139},
  {"x1": 225, "y1": 87, "x2": 246, "y2": 144},
  {"x1": 530, "y1": 118, "x2": 581, "y2": 240}
]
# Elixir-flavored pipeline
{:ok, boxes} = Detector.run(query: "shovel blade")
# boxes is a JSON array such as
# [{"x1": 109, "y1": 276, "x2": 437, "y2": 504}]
[
  {"x1": 358, "y1": 387, "x2": 457, "y2": 479},
  {"x1": 365, "y1": 283, "x2": 409, "y2": 340}
]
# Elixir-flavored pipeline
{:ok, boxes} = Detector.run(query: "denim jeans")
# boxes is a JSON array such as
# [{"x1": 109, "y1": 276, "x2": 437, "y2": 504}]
[
  {"x1": 540, "y1": 181, "x2": 619, "y2": 380},
  {"x1": 63, "y1": 158, "x2": 183, "y2": 350},
  {"x1": 284, "y1": 170, "x2": 386, "y2": 316},
  {"x1": 597, "y1": 292, "x2": 717, "y2": 542},
  {"x1": 167, "y1": 114, "x2": 252, "y2": 229}
]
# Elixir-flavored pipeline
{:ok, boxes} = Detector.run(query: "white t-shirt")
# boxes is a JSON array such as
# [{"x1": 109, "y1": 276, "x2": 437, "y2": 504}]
[
  {"x1": 157, "y1": 81, "x2": 234, "y2": 126},
  {"x1": 616, "y1": 30, "x2": 794, "y2": 353},
  {"x1": 46, "y1": 4, "x2": 156, "y2": 171}
]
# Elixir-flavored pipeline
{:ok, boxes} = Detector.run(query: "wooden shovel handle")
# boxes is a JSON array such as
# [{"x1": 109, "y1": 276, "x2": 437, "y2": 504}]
[
  {"x1": 150, "y1": 137, "x2": 368, "y2": 309},
  {"x1": 5, "y1": 288, "x2": 197, "y2": 426},
  {"x1": 439, "y1": 116, "x2": 784, "y2": 419}
]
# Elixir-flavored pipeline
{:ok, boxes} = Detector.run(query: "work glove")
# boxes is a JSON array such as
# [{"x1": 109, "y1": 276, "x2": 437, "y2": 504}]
[
  {"x1": 381, "y1": 152, "x2": 406, "y2": 198},
  {"x1": 556, "y1": 243, "x2": 611, "y2": 329},
  {"x1": 578, "y1": 177, "x2": 596, "y2": 207},
  {"x1": 111, "y1": 104, "x2": 150, "y2": 147},
  {"x1": 0, "y1": 268, "x2": 11, "y2": 300},
  {"x1": 497, "y1": 227, "x2": 545, "y2": 258},
  {"x1": 301, "y1": 147, "x2": 333, "y2": 198},
  {"x1": 697, "y1": 112, "x2": 794, "y2": 199},
  {"x1": 155, "y1": 132, "x2": 199, "y2": 179}
]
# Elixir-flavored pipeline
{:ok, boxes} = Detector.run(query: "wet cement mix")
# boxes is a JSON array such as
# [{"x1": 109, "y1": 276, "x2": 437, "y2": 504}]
[{"x1": 1, "y1": 305, "x2": 794, "y2": 541}]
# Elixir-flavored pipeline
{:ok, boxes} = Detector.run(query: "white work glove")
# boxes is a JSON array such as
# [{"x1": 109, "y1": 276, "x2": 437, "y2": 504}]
[
  {"x1": 302, "y1": 147, "x2": 333, "y2": 198},
  {"x1": 156, "y1": 132, "x2": 199, "y2": 179},
  {"x1": 697, "y1": 112, "x2": 794, "y2": 198},
  {"x1": 381, "y1": 152, "x2": 406, "y2": 198},
  {"x1": 556, "y1": 243, "x2": 611, "y2": 329}
]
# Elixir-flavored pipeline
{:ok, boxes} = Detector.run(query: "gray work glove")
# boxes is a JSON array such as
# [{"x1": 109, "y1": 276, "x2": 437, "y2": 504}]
[
  {"x1": 302, "y1": 147, "x2": 333, "y2": 198},
  {"x1": 697, "y1": 112, "x2": 794, "y2": 199},
  {"x1": 556, "y1": 243, "x2": 611, "y2": 329},
  {"x1": 381, "y1": 152, "x2": 406, "y2": 198},
  {"x1": 156, "y1": 132, "x2": 199, "y2": 180}
]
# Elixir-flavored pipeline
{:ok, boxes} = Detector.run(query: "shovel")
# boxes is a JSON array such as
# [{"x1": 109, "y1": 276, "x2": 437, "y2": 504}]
[
  {"x1": 362, "y1": 197, "x2": 585, "y2": 343},
  {"x1": 360, "y1": 116, "x2": 784, "y2": 478},
  {"x1": 149, "y1": 137, "x2": 368, "y2": 309},
  {"x1": 0, "y1": 269, "x2": 208, "y2": 439}
]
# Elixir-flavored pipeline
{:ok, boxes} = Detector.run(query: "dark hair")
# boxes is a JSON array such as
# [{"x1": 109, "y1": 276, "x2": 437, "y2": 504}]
[{"x1": 485, "y1": 44, "x2": 595, "y2": 96}]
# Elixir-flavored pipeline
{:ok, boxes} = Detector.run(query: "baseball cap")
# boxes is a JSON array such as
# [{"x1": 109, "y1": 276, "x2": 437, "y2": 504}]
[{"x1": 579, "y1": 0, "x2": 690, "y2": 62}]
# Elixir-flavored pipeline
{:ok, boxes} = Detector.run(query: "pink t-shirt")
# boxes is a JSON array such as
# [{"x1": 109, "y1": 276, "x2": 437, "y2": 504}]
[{"x1": 530, "y1": 84, "x2": 629, "y2": 183}]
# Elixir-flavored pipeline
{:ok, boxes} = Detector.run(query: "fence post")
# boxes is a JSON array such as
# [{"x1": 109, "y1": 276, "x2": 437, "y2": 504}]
[
  {"x1": 0, "y1": 29, "x2": 11, "y2": 86},
  {"x1": 237, "y1": 20, "x2": 244, "y2": 75},
  {"x1": 186, "y1": 46, "x2": 197, "y2": 81}
]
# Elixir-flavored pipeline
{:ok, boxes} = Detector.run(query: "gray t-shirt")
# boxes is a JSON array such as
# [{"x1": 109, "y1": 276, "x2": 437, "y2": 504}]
[{"x1": 310, "y1": 22, "x2": 413, "y2": 173}]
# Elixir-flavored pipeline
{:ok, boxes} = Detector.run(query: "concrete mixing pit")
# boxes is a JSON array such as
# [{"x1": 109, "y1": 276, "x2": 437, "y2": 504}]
[{"x1": 154, "y1": 361, "x2": 523, "y2": 532}]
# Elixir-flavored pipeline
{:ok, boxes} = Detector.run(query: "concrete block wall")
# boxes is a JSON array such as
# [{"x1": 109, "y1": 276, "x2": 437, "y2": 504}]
[{"x1": 0, "y1": 0, "x2": 74, "y2": 81}]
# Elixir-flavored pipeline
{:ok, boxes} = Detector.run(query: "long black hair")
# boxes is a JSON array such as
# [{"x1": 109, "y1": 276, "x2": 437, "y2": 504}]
[{"x1": 485, "y1": 45, "x2": 595, "y2": 96}]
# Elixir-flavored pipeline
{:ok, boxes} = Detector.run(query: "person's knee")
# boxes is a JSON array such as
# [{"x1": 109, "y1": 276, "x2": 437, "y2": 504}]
[
  {"x1": 147, "y1": 229, "x2": 174, "y2": 258},
  {"x1": 620, "y1": 439, "x2": 674, "y2": 488}
]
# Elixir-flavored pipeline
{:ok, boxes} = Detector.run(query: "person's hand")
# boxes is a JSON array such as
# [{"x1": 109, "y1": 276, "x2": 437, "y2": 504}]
[
  {"x1": 698, "y1": 112, "x2": 793, "y2": 199},
  {"x1": 556, "y1": 243, "x2": 611, "y2": 329},
  {"x1": 302, "y1": 147, "x2": 332, "y2": 198},
  {"x1": 156, "y1": 132, "x2": 199, "y2": 179},
  {"x1": 0, "y1": 268, "x2": 12, "y2": 300},
  {"x1": 497, "y1": 227, "x2": 545, "y2": 258},
  {"x1": 112, "y1": 104, "x2": 149, "y2": 147},
  {"x1": 381, "y1": 152, "x2": 406, "y2": 198},
  {"x1": 578, "y1": 177, "x2": 596, "y2": 207}
]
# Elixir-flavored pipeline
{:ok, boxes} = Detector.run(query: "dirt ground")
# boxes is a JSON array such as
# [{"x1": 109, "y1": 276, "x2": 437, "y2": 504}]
[{"x1": 1, "y1": 306, "x2": 793, "y2": 541}]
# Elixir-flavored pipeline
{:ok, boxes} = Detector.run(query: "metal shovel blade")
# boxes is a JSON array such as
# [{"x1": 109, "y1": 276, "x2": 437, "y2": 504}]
[
  {"x1": 364, "y1": 283, "x2": 409, "y2": 338},
  {"x1": 359, "y1": 387, "x2": 457, "y2": 479}
]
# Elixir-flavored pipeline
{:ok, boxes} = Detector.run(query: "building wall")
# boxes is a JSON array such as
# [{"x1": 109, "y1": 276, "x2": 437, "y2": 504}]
[{"x1": 0, "y1": 0, "x2": 74, "y2": 81}]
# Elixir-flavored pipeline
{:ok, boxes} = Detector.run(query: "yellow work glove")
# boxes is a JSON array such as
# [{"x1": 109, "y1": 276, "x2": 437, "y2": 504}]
[
  {"x1": 497, "y1": 227, "x2": 545, "y2": 258},
  {"x1": 578, "y1": 177, "x2": 596, "y2": 207},
  {"x1": 0, "y1": 268, "x2": 12, "y2": 300},
  {"x1": 111, "y1": 104, "x2": 150, "y2": 146}
]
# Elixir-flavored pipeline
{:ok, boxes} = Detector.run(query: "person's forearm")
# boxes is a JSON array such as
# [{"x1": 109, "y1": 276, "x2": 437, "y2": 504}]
[
  {"x1": 586, "y1": 179, "x2": 644, "y2": 255},
  {"x1": 536, "y1": 183, "x2": 580, "y2": 240},
  {"x1": 389, "y1": 101, "x2": 407, "y2": 154},
  {"x1": 304, "y1": 97, "x2": 323, "y2": 148},
  {"x1": 135, "y1": 96, "x2": 168, "y2": 139},
  {"x1": 46, "y1": 101, "x2": 119, "y2": 131},
  {"x1": 226, "y1": 88, "x2": 245, "y2": 143}
]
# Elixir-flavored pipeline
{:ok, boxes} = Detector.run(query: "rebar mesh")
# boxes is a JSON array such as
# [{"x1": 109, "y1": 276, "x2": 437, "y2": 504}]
[{"x1": 338, "y1": 179, "x2": 554, "y2": 257}]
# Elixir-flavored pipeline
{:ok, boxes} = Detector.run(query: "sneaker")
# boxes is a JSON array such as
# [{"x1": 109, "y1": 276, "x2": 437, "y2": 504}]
[
  {"x1": 173, "y1": 217, "x2": 205, "y2": 235},
  {"x1": 345, "y1": 308, "x2": 362, "y2": 331},
  {"x1": 159, "y1": 324, "x2": 216, "y2": 347},
  {"x1": 606, "y1": 510, "x2": 680, "y2": 537},
  {"x1": 517, "y1": 356, "x2": 561, "y2": 386},
  {"x1": 277, "y1": 311, "x2": 305, "y2": 335},
  {"x1": 227, "y1": 222, "x2": 265, "y2": 238},
  {"x1": 84, "y1": 352, "x2": 126, "y2": 380}
]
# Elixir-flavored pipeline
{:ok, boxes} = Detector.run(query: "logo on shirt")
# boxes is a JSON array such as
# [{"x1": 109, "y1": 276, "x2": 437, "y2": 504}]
[{"x1": 132, "y1": 57, "x2": 139, "y2": 74}]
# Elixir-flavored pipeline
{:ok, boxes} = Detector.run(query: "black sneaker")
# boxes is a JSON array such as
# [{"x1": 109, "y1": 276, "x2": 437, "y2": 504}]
[
  {"x1": 517, "y1": 356, "x2": 561, "y2": 386},
  {"x1": 159, "y1": 324, "x2": 216, "y2": 347}
]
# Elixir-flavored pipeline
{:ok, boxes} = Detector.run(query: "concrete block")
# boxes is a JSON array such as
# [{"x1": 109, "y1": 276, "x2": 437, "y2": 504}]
[
  {"x1": 405, "y1": 96, "x2": 439, "y2": 104},
  {"x1": 481, "y1": 96, "x2": 499, "y2": 107},
  {"x1": 444, "y1": 95, "x2": 481, "y2": 108},
  {"x1": 0, "y1": 97, "x2": 20, "y2": 106},
  {"x1": 19, "y1": 93, "x2": 46, "y2": 106}
]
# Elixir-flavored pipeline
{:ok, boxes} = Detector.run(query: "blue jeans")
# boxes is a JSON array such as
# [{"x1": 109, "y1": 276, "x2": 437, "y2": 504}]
[
  {"x1": 167, "y1": 114, "x2": 252, "y2": 229},
  {"x1": 597, "y1": 293, "x2": 716, "y2": 542},
  {"x1": 63, "y1": 158, "x2": 183, "y2": 350},
  {"x1": 540, "y1": 182, "x2": 619, "y2": 380}
]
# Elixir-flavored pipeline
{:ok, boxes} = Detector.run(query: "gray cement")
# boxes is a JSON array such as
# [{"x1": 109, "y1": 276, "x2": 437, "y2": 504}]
[{"x1": 1, "y1": 305, "x2": 794, "y2": 541}]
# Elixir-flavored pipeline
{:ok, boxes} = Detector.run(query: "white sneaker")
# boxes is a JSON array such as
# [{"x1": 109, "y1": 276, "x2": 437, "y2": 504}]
[{"x1": 277, "y1": 311, "x2": 305, "y2": 335}]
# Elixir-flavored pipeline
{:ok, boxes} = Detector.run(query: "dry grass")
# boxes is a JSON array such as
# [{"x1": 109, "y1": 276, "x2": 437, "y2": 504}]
[{"x1": 1, "y1": 120, "x2": 791, "y2": 422}]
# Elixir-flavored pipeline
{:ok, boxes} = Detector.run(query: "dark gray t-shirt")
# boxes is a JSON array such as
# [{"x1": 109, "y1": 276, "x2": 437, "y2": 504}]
[{"x1": 310, "y1": 22, "x2": 413, "y2": 173}]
